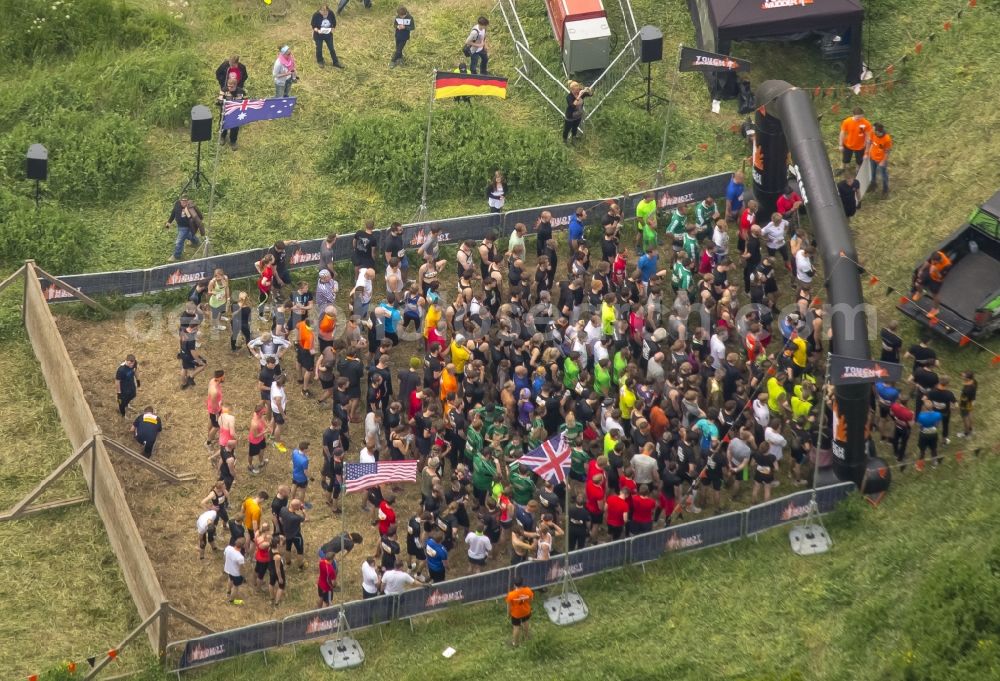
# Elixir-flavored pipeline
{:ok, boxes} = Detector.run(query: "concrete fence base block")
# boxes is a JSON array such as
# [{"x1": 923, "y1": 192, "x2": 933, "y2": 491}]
[
  {"x1": 544, "y1": 593, "x2": 589, "y2": 626},
  {"x1": 789, "y1": 523, "x2": 832, "y2": 555},
  {"x1": 320, "y1": 637, "x2": 364, "y2": 670}
]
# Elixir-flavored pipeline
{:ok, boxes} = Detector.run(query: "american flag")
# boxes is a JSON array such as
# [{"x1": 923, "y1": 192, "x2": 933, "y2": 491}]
[
  {"x1": 344, "y1": 460, "x2": 418, "y2": 492},
  {"x1": 221, "y1": 97, "x2": 297, "y2": 131},
  {"x1": 516, "y1": 434, "x2": 571, "y2": 485}
]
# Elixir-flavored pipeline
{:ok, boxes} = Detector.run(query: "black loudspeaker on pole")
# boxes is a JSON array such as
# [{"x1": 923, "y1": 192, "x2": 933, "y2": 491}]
[{"x1": 26, "y1": 143, "x2": 48, "y2": 209}]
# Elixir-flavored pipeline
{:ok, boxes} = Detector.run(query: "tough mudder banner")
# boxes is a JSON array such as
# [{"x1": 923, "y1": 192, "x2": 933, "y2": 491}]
[
  {"x1": 828, "y1": 354, "x2": 903, "y2": 385},
  {"x1": 630, "y1": 510, "x2": 744, "y2": 564},
  {"x1": 745, "y1": 482, "x2": 855, "y2": 535},
  {"x1": 678, "y1": 46, "x2": 751, "y2": 73},
  {"x1": 174, "y1": 620, "x2": 281, "y2": 671}
]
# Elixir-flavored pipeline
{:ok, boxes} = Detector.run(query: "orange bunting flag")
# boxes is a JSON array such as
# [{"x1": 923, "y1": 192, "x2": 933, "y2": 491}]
[
  {"x1": 766, "y1": 366, "x2": 776, "y2": 376},
  {"x1": 878, "y1": 467, "x2": 887, "y2": 479},
  {"x1": 812, "y1": 297, "x2": 823, "y2": 307},
  {"x1": 886, "y1": 64, "x2": 895, "y2": 75},
  {"x1": 869, "y1": 275, "x2": 879, "y2": 286},
  {"x1": 969, "y1": 0, "x2": 976, "y2": 7},
  {"x1": 915, "y1": 42, "x2": 923, "y2": 54},
  {"x1": 698, "y1": 143, "x2": 709, "y2": 151},
  {"x1": 29, "y1": 676, "x2": 38, "y2": 681},
  {"x1": 928, "y1": 316, "x2": 939, "y2": 326},
  {"x1": 955, "y1": 451, "x2": 965, "y2": 462},
  {"x1": 813, "y1": 86, "x2": 821, "y2": 97},
  {"x1": 915, "y1": 460, "x2": 926, "y2": 472},
  {"x1": 898, "y1": 296, "x2": 909, "y2": 305},
  {"x1": 668, "y1": 162, "x2": 677, "y2": 172},
  {"x1": 66, "y1": 662, "x2": 76, "y2": 674},
  {"x1": 959, "y1": 335, "x2": 971, "y2": 347},
  {"x1": 944, "y1": 20, "x2": 952, "y2": 30},
  {"x1": 991, "y1": 355, "x2": 1000, "y2": 366},
  {"x1": 107, "y1": 650, "x2": 118, "y2": 660}
]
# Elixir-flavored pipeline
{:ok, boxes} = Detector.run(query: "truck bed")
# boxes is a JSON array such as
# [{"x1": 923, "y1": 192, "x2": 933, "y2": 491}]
[{"x1": 938, "y1": 251, "x2": 1000, "y2": 318}]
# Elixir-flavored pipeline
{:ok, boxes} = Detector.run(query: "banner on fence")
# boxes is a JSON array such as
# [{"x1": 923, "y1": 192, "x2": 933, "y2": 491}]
[
  {"x1": 170, "y1": 620, "x2": 282, "y2": 672},
  {"x1": 517, "y1": 539, "x2": 629, "y2": 589},
  {"x1": 396, "y1": 567, "x2": 511, "y2": 620},
  {"x1": 745, "y1": 482, "x2": 855, "y2": 536},
  {"x1": 630, "y1": 510, "x2": 744, "y2": 564},
  {"x1": 47, "y1": 172, "x2": 734, "y2": 303},
  {"x1": 281, "y1": 595, "x2": 396, "y2": 646}
]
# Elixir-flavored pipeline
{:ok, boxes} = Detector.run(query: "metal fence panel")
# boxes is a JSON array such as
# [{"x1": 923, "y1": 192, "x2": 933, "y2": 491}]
[
  {"x1": 622, "y1": 172, "x2": 733, "y2": 217},
  {"x1": 745, "y1": 482, "x2": 855, "y2": 536},
  {"x1": 630, "y1": 510, "x2": 745, "y2": 564},
  {"x1": 43, "y1": 269, "x2": 148, "y2": 300},
  {"x1": 517, "y1": 539, "x2": 630, "y2": 590},
  {"x1": 396, "y1": 566, "x2": 512, "y2": 620},
  {"x1": 166, "y1": 620, "x2": 282, "y2": 672}
]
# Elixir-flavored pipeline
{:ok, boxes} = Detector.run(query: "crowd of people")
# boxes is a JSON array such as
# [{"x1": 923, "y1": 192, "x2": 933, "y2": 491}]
[{"x1": 120, "y1": 159, "x2": 974, "y2": 617}]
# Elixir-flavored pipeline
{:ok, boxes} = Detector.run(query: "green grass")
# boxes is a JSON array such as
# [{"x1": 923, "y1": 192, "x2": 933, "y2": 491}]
[{"x1": 4, "y1": 0, "x2": 1000, "y2": 677}]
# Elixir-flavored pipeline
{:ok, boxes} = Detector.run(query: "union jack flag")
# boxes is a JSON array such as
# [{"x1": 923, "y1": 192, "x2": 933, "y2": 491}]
[
  {"x1": 516, "y1": 434, "x2": 571, "y2": 485},
  {"x1": 221, "y1": 97, "x2": 297, "y2": 131}
]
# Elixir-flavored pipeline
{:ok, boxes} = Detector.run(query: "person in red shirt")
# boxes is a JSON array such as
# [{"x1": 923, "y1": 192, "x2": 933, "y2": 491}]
[
  {"x1": 377, "y1": 494, "x2": 396, "y2": 537},
  {"x1": 317, "y1": 554, "x2": 337, "y2": 608},
  {"x1": 604, "y1": 487, "x2": 629, "y2": 540},
  {"x1": 776, "y1": 186, "x2": 802, "y2": 220},
  {"x1": 889, "y1": 401, "x2": 914, "y2": 463},
  {"x1": 745, "y1": 322, "x2": 763, "y2": 364},
  {"x1": 584, "y1": 472, "x2": 606, "y2": 544},
  {"x1": 256, "y1": 253, "x2": 276, "y2": 318},
  {"x1": 737, "y1": 199, "x2": 758, "y2": 252},
  {"x1": 629, "y1": 485, "x2": 656, "y2": 535}
]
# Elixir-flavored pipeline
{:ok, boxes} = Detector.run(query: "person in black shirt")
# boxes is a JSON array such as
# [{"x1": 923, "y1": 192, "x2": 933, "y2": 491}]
[
  {"x1": 567, "y1": 495, "x2": 590, "y2": 551},
  {"x1": 563, "y1": 81, "x2": 591, "y2": 142},
  {"x1": 131, "y1": 406, "x2": 162, "y2": 458},
  {"x1": 115, "y1": 354, "x2": 139, "y2": 416},
  {"x1": 751, "y1": 442, "x2": 778, "y2": 504},
  {"x1": 742, "y1": 224, "x2": 763, "y2": 293},
  {"x1": 384, "y1": 222, "x2": 409, "y2": 281},
  {"x1": 380, "y1": 527, "x2": 401, "y2": 569},
  {"x1": 279, "y1": 499, "x2": 307, "y2": 569},
  {"x1": 217, "y1": 74, "x2": 246, "y2": 149},
  {"x1": 879, "y1": 320, "x2": 903, "y2": 363},
  {"x1": 957, "y1": 370, "x2": 977, "y2": 439},
  {"x1": 266, "y1": 240, "x2": 297, "y2": 300},
  {"x1": 215, "y1": 55, "x2": 248, "y2": 90},
  {"x1": 311, "y1": 4, "x2": 343, "y2": 68},
  {"x1": 391, "y1": 6, "x2": 415, "y2": 67},
  {"x1": 926, "y1": 377, "x2": 956, "y2": 443},
  {"x1": 353, "y1": 220, "x2": 378, "y2": 276},
  {"x1": 165, "y1": 196, "x2": 202, "y2": 261},
  {"x1": 531, "y1": 211, "x2": 553, "y2": 259},
  {"x1": 258, "y1": 357, "x2": 281, "y2": 403},
  {"x1": 905, "y1": 338, "x2": 938, "y2": 373},
  {"x1": 837, "y1": 171, "x2": 861, "y2": 218}
]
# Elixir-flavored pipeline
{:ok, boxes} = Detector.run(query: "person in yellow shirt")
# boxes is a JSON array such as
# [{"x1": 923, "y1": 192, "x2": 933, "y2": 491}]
[
  {"x1": 423, "y1": 292, "x2": 441, "y2": 346},
  {"x1": 600, "y1": 293, "x2": 616, "y2": 336},
  {"x1": 242, "y1": 490, "x2": 269, "y2": 539},
  {"x1": 449, "y1": 334, "x2": 472, "y2": 378},
  {"x1": 766, "y1": 373, "x2": 790, "y2": 416},
  {"x1": 838, "y1": 107, "x2": 872, "y2": 173},
  {"x1": 619, "y1": 377, "x2": 637, "y2": 422},
  {"x1": 867, "y1": 122, "x2": 892, "y2": 197}
]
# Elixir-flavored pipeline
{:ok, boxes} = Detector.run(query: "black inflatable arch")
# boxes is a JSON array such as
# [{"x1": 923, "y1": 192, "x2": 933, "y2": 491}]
[{"x1": 753, "y1": 80, "x2": 870, "y2": 485}]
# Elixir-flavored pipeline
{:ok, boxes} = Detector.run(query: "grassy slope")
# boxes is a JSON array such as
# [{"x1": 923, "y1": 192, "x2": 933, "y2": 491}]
[{"x1": 4, "y1": 0, "x2": 1000, "y2": 676}]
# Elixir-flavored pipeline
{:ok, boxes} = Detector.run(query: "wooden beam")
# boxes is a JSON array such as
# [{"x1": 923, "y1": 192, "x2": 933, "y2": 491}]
[
  {"x1": 102, "y1": 437, "x2": 195, "y2": 483},
  {"x1": 84, "y1": 605, "x2": 164, "y2": 681},
  {"x1": 0, "y1": 265, "x2": 25, "y2": 296},
  {"x1": 0, "y1": 496, "x2": 90, "y2": 521},
  {"x1": 30, "y1": 263, "x2": 109, "y2": 313},
  {"x1": 163, "y1": 604, "x2": 215, "y2": 635},
  {"x1": 0, "y1": 439, "x2": 93, "y2": 521}
]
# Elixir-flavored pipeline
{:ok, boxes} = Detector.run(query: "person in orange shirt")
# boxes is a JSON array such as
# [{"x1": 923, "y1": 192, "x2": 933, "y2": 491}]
[
  {"x1": 295, "y1": 317, "x2": 317, "y2": 397},
  {"x1": 505, "y1": 576, "x2": 534, "y2": 647},
  {"x1": 317, "y1": 304, "x2": 337, "y2": 352},
  {"x1": 838, "y1": 107, "x2": 872, "y2": 173},
  {"x1": 867, "y1": 122, "x2": 892, "y2": 197},
  {"x1": 913, "y1": 250, "x2": 953, "y2": 317},
  {"x1": 439, "y1": 362, "x2": 458, "y2": 405}
]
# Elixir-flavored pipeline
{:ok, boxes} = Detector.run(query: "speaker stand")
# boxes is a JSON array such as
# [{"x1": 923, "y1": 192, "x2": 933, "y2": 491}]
[
  {"x1": 630, "y1": 62, "x2": 668, "y2": 114},
  {"x1": 180, "y1": 141, "x2": 213, "y2": 195},
  {"x1": 34, "y1": 180, "x2": 41, "y2": 210}
]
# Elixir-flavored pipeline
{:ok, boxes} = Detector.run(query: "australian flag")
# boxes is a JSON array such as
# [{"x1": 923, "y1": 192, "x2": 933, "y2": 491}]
[{"x1": 221, "y1": 97, "x2": 297, "y2": 131}]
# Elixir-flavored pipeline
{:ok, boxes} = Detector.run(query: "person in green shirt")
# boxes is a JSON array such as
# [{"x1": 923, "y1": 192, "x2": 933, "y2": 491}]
[
  {"x1": 560, "y1": 412, "x2": 584, "y2": 441},
  {"x1": 694, "y1": 197, "x2": 719, "y2": 240},
  {"x1": 635, "y1": 191, "x2": 657, "y2": 229},
  {"x1": 569, "y1": 445, "x2": 589, "y2": 482},
  {"x1": 593, "y1": 357, "x2": 612, "y2": 396},
  {"x1": 600, "y1": 294, "x2": 616, "y2": 336},
  {"x1": 640, "y1": 215, "x2": 659, "y2": 254},
  {"x1": 612, "y1": 348, "x2": 630, "y2": 387},
  {"x1": 465, "y1": 414, "x2": 485, "y2": 462},
  {"x1": 508, "y1": 463, "x2": 537, "y2": 505},
  {"x1": 681, "y1": 223, "x2": 699, "y2": 264},
  {"x1": 472, "y1": 450, "x2": 499, "y2": 505},
  {"x1": 563, "y1": 351, "x2": 581, "y2": 391},
  {"x1": 603, "y1": 428, "x2": 622, "y2": 456},
  {"x1": 671, "y1": 254, "x2": 692, "y2": 292},
  {"x1": 666, "y1": 203, "x2": 688, "y2": 241}
]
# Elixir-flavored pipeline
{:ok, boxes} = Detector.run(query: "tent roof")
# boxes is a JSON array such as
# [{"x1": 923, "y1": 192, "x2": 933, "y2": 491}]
[{"x1": 708, "y1": 0, "x2": 863, "y2": 39}]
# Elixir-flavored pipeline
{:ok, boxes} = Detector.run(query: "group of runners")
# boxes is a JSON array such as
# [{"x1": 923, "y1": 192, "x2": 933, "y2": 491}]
[{"x1": 115, "y1": 171, "x2": 974, "y2": 623}]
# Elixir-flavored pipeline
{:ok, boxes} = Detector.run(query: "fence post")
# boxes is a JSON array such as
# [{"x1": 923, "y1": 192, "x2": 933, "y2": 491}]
[
  {"x1": 158, "y1": 601, "x2": 170, "y2": 663},
  {"x1": 89, "y1": 434, "x2": 98, "y2": 502},
  {"x1": 22, "y1": 260, "x2": 33, "y2": 328}
]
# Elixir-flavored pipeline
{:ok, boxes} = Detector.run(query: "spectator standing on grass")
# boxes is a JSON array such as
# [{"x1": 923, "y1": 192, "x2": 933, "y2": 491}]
[
  {"x1": 837, "y1": 171, "x2": 861, "y2": 219},
  {"x1": 312, "y1": 4, "x2": 343, "y2": 69},
  {"x1": 215, "y1": 55, "x2": 248, "y2": 90},
  {"x1": 217, "y1": 75, "x2": 245, "y2": 150},
  {"x1": 391, "y1": 6, "x2": 415, "y2": 68},
  {"x1": 506, "y1": 577, "x2": 534, "y2": 647},
  {"x1": 487, "y1": 170, "x2": 507, "y2": 213},
  {"x1": 465, "y1": 16, "x2": 490, "y2": 74},
  {"x1": 867, "y1": 122, "x2": 892, "y2": 197},
  {"x1": 115, "y1": 354, "x2": 139, "y2": 416},
  {"x1": 725, "y1": 170, "x2": 745, "y2": 221},
  {"x1": 223, "y1": 537, "x2": 246, "y2": 605},
  {"x1": 838, "y1": 107, "x2": 871, "y2": 174},
  {"x1": 273, "y1": 46, "x2": 297, "y2": 98},
  {"x1": 164, "y1": 196, "x2": 202, "y2": 262},
  {"x1": 131, "y1": 406, "x2": 162, "y2": 458},
  {"x1": 337, "y1": 0, "x2": 371, "y2": 16},
  {"x1": 563, "y1": 82, "x2": 591, "y2": 143}
]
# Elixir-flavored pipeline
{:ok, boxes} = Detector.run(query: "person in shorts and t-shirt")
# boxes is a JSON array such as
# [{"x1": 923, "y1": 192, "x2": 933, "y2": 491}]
[{"x1": 223, "y1": 538, "x2": 246, "y2": 604}]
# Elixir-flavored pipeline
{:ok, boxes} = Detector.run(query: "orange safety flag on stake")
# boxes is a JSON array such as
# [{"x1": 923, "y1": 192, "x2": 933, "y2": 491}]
[{"x1": 970, "y1": 0, "x2": 976, "y2": 7}]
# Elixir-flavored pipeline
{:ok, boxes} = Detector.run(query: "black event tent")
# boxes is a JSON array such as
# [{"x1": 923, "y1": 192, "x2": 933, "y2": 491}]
[{"x1": 689, "y1": 0, "x2": 864, "y2": 94}]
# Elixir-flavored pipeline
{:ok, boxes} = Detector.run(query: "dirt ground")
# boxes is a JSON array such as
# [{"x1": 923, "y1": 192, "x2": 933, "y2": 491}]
[{"x1": 57, "y1": 229, "x2": 812, "y2": 633}]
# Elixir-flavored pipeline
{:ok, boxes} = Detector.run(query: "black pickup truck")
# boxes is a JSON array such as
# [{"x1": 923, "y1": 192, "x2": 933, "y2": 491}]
[{"x1": 898, "y1": 190, "x2": 1000, "y2": 342}]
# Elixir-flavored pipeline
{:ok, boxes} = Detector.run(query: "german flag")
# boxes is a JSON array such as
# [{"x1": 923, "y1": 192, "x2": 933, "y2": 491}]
[{"x1": 434, "y1": 71, "x2": 508, "y2": 100}]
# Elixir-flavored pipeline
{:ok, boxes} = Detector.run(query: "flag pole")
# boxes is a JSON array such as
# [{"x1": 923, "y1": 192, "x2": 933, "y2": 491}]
[
  {"x1": 321, "y1": 474, "x2": 364, "y2": 669},
  {"x1": 654, "y1": 44, "x2": 683, "y2": 186},
  {"x1": 416, "y1": 70, "x2": 436, "y2": 222}
]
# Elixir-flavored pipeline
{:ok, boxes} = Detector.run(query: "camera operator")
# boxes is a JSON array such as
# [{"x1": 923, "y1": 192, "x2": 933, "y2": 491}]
[
  {"x1": 217, "y1": 74, "x2": 246, "y2": 150},
  {"x1": 564, "y1": 81, "x2": 592, "y2": 143}
]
